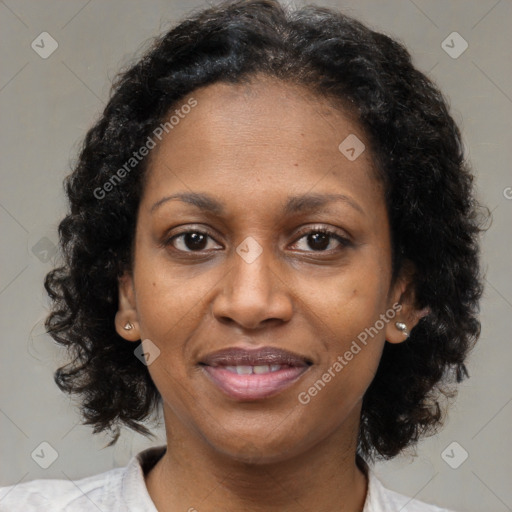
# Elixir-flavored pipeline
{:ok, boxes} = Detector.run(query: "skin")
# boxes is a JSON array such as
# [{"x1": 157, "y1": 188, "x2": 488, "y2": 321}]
[{"x1": 115, "y1": 76, "x2": 423, "y2": 512}]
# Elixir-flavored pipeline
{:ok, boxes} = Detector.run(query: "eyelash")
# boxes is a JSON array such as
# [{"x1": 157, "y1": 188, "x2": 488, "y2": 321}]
[{"x1": 163, "y1": 225, "x2": 351, "y2": 255}]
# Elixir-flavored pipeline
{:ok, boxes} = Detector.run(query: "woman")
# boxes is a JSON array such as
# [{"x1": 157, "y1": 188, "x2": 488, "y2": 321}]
[{"x1": 0, "y1": 0, "x2": 485, "y2": 510}]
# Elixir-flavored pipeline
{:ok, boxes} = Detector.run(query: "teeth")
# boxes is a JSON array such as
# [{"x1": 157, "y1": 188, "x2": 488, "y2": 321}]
[
  {"x1": 222, "y1": 365, "x2": 284, "y2": 374},
  {"x1": 253, "y1": 365, "x2": 270, "y2": 374}
]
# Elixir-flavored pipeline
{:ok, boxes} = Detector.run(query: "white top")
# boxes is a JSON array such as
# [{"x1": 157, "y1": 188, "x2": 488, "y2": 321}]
[{"x1": 0, "y1": 445, "x2": 454, "y2": 511}]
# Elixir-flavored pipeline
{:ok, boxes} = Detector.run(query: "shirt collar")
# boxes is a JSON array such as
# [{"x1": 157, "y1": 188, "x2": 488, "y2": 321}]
[{"x1": 121, "y1": 444, "x2": 166, "y2": 511}]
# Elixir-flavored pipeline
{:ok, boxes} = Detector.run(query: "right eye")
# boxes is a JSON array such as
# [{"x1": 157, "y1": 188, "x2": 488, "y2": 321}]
[{"x1": 164, "y1": 230, "x2": 223, "y2": 253}]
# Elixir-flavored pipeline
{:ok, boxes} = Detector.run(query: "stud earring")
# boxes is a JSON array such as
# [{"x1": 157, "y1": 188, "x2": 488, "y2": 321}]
[
  {"x1": 123, "y1": 322, "x2": 134, "y2": 331},
  {"x1": 395, "y1": 321, "x2": 409, "y2": 337}
]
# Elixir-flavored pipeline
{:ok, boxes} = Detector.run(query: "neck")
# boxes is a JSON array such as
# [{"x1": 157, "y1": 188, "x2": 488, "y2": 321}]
[{"x1": 145, "y1": 407, "x2": 368, "y2": 512}]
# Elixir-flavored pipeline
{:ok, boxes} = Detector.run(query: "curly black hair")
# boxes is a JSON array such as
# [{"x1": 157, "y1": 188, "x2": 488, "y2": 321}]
[{"x1": 44, "y1": 0, "x2": 487, "y2": 460}]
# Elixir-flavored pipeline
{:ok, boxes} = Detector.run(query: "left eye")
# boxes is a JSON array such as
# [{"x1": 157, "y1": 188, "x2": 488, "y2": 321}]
[{"x1": 291, "y1": 229, "x2": 350, "y2": 252}]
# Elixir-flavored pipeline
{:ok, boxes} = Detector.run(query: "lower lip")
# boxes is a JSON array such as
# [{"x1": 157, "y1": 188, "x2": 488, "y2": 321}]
[{"x1": 202, "y1": 365, "x2": 309, "y2": 401}]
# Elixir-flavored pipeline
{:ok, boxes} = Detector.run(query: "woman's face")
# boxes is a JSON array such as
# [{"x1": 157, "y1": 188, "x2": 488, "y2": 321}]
[{"x1": 117, "y1": 77, "x2": 411, "y2": 463}]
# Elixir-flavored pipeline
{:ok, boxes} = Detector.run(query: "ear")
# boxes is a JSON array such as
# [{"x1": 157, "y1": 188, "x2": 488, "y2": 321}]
[
  {"x1": 385, "y1": 261, "x2": 430, "y2": 344},
  {"x1": 114, "y1": 272, "x2": 141, "y2": 342}
]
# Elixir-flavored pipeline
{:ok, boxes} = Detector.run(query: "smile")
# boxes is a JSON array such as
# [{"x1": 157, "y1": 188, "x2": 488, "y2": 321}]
[
  {"x1": 199, "y1": 345, "x2": 313, "y2": 400},
  {"x1": 201, "y1": 364, "x2": 310, "y2": 400}
]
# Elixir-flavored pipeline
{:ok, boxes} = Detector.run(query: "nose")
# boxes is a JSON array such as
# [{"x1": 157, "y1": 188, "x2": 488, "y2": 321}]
[{"x1": 211, "y1": 243, "x2": 294, "y2": 330}]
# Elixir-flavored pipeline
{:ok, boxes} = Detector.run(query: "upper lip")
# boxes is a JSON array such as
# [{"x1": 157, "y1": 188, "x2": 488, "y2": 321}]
[{"x1": 200, "y1": 346, "x2": 313, "y2": 367}]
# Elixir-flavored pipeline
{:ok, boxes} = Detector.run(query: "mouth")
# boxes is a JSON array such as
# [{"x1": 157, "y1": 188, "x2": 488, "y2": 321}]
[{"x1": 199, "y1": 346, "x2": 313, "y2": 401}]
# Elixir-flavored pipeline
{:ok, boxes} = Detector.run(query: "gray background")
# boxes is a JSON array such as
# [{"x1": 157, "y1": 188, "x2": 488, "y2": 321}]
[{"x1": 1, "y1": 0, "x2": 511, "y2": 510}]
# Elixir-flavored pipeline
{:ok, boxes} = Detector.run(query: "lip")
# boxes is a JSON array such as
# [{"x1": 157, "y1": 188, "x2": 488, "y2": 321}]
[
  {"x1": 199, "y1": 346, "x2": 312, "y2": 401},
  {"x1": 200, "y1": 346, "x2": 312, "y2": 367}
]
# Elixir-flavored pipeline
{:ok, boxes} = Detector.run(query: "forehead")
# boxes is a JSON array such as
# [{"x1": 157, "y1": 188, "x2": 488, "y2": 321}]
[
  {"x1": 161, "y1": 76, "x2": 362, "y2": 152},
  {"x1": 141, "y1": 77, "x2": 382, "y2": 216}
]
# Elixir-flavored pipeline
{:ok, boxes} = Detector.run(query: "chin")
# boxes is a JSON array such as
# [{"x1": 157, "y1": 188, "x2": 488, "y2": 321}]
[{"x1": 199, "y1": 421, "x2": 316, "y2": 466}]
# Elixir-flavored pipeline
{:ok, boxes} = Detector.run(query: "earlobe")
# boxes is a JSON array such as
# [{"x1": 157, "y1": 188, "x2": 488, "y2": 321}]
[
  {"x1": 385, "y1": 261, "x2": 428, "y2": 344},
  {"x1": 385, "y1": 308, "x2": 411, "y2": 344},
  {"x1": 115, "y1": 273, "x2": 141, "y2": 342},
  {"x1": 385, "y1": 306, "x2": 430, "y2": 344}
]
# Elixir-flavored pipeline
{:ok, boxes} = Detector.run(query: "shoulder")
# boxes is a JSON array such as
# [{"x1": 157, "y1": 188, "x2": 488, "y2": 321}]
[
  {"x1": 0, "y1": 467, "x2": 125, "y2": 511},
  {"x1": 0, "y1": 445, "x2": 166, "y2": 512},
  {"x1": 365, "y1": 470, "x2": 456, "y2": 512}
]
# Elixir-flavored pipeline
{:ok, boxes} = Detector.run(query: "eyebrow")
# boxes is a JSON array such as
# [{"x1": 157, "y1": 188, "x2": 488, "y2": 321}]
[{"x1": 150, "y1": 192, "x2": 364, "y2": 216}]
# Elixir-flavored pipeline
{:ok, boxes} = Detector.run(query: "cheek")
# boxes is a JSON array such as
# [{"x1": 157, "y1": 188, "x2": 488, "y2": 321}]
[
  {"x1": 132, "y1": 239, "x2": 214, "y2": 339},
  {"x1": 131, "y1": 259, "x2": 205, "y2": 409},
  {"x1": 296, "y1": 257, "x2": 390, "y2": 390},
  {"x1": 300, "y1": 259, "x2": 390, "y2": 339}
]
